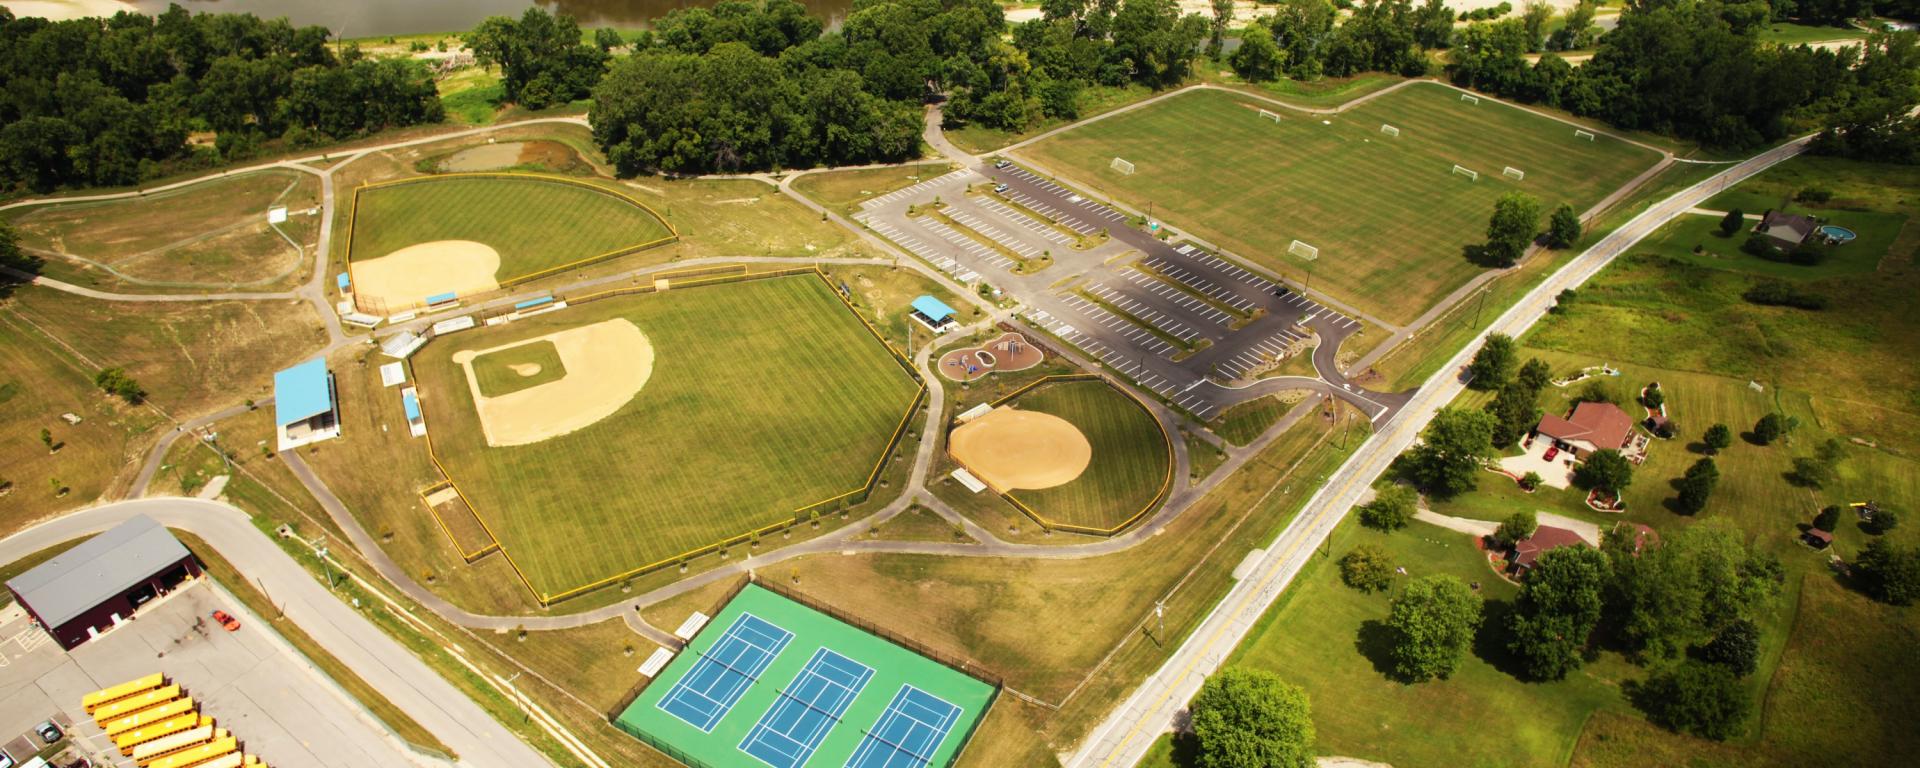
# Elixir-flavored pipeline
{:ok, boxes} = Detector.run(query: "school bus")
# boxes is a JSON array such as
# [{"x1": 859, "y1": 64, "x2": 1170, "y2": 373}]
[
  {"x1": 130, "y1": 723, "x2": 215, "y2": 765},
  {"x1": 113, "y1": 710, "x2": 202, "y2": 753},
  {"x1": 144, "y1": 735, "x2": 235, "y2": 768},
  {"x1": 105, "y1": 698, "x2": 195, "y2": 738},
  {"x1": 82, "y1": 673, "x2": 165, "y2": 713},
  {"x1": 91, "y1": 684, "x2": 182, "y2": 726},
  {"x1": 180, "y1": 754, "x2": 243, "y2": 768}
]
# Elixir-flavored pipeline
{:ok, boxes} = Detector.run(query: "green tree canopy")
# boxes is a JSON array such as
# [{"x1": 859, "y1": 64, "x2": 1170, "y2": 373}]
[
  {"x1": 1402, "y1": 408, "x2": 1497, "y2": 498},
  {"x1": 1189, "y1": 666, "x2": 1316, "y2": 768},
  {"x1": 1855, "y1": 539, "x2": 1920, "y2": 606},
  {"x1": 1340, "y1": 544, "x2": 1396, "y2": 593},
  {"x1": 1610, "y1": 520, "x2": 1783, "y2": 659},
  {"x1": 1484, "y1": 190, "x2": 1543, "y2": 266},
  {"x1": 1387, "y1": 574, "x2": 1484, "y2": 682},
  {"x1": 1675, "y1": 457, "x2": 1719, "y2": 515},
  {"x1": 1358, "y1": 484, "x2": 1419, "y2": 531},
  {"x1": 1697, "y1": 618, "x2": 1760, "y2": 677},
  {"x1": 1508, "y1": 545, "x2": 1609, "y2": 680},
  {"x1": 1546, "y1": 203, "x2": 1581, "y2": 248},
  {"x1": 1632, "y1": 661, "x2": 1750, "y2": 741},
  {"x1": 1573, "y1": 448, "x2": 1633, "y2": 495},
  {"x1": 1495, "y1": 510, "x2": 1539, "y2": 548},
  {"x1": 1702, "y1": 423, "x2": 1732, "y2": 454},
  {"x1": 1467, "y1": 333, "x2": 1518, "y2": 390}
]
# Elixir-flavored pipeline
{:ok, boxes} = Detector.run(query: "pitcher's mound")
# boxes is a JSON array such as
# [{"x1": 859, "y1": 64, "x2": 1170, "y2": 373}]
[
  {"x1": 948, "y1": 407, "x2": 1091, "y2": 490},
  {"x1": 352, "y1": 239, "x2": 501, "y2": 312}
]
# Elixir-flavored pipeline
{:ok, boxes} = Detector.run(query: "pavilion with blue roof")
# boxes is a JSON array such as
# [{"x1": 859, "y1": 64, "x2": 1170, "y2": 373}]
[
  {"x1": 273, "y1": 357, "x2": 341, "y2": 451},
  {"x1": 909, "y1": 295, "x2": 958, "y2": 333}
]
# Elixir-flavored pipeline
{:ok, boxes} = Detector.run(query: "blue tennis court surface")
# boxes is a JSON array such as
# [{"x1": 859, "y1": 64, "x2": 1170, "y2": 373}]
[
  {"x1": 657, "y1": 613, "x2": 793, "y2": 732},
  {"x1": 738, "y1": 648, "x2": 875, "y2": 768},
  {"x1": 844, "y1": 685, "x2": 964, "y2": 768}
]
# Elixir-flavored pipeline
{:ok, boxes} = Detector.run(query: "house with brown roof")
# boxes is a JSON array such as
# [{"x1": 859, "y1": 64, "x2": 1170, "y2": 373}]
[
  {"x1": 1510, "y1": 525, "x2": 1588, "y2": 574},
  {"x1": 1755, "y1": 210, "x2": 1818, "y2": 249},
  {"x1": 1533, "y1": 401, "x2": 1648, "y2": 461}
]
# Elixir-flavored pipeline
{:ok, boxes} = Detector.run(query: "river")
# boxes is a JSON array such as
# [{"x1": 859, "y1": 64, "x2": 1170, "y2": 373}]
[{"x1": 17, "y1": 0, "x2": 855, "y2": 38}]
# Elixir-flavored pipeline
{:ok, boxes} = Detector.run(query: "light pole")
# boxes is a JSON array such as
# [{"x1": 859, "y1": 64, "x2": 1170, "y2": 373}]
[{"x1": 316, "y1": 544, "x2": 336, "y2": 591}]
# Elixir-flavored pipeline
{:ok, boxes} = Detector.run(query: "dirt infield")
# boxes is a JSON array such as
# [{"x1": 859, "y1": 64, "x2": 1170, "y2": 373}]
[
  {"x1": 948, "y1": 406, "x2": 1091, "y2": 490},
  {"x1": 937, "y1": 332, "x2": 1046, "y2": 382},
  {"x1": 449, "y1": 318, "x2": 653, "y2": 446},
  {"x1": 352, "y1": 239, "x2": 501, "y2": 312}
]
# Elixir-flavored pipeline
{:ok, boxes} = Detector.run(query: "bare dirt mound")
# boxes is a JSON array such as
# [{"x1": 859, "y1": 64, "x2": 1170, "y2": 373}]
[{"x1": 948, "y1": 406, "x2": 1091, "y2": 490}]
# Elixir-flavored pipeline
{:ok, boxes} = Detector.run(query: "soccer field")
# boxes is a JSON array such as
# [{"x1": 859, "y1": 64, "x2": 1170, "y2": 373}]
[
  {"x1": 1021, "y1": 84, "x2": 1663, "y2": 325},
  {"x1": 1003, "y1": 378, "x2": 1172, "y2": 532},
  {"x1": 411, "y1": 275, "x2": 920, "y2": 599},
  {"x1": 346, "y1": 174, "x2": 674, "y2": 278},
  {"x1": 618, "y1": 584, "x2": 996, "y2": 768}
]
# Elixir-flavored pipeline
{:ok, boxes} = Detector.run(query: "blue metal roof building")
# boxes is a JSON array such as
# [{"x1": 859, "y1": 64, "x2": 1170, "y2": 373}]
[
  {"x1": 909, "y1": 295, "x2": 959, "y2": 332},
  {"x1": 274, "y1": 358, "x2": 341, "y2": 450}
]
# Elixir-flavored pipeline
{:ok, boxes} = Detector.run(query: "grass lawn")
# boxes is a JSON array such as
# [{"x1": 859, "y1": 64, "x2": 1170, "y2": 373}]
[
  {"x1": 1199, "y1": 66, "x2": 1407, "y2": 109},
  {"x1": 4, "y1": 170, "x2": 319, "y2": 292},
  {"x1": 1004, "y1": 378, "x2": 1172, "y2": 531},
  {"x1": 1212, "y1": 393, "x2": 1300, "y2": 446},
  {"x1": 817, "y1": 263, "x2": 976, "y2": 351},
  {"x1": 411, "y1": 274, "x2": 920, "y2": 599},
  {"x1": 1636, "y1": 210, "x2": 1902, "y2": 281},
  {"x1": 438, "y1": 68, "x2": 505, "y2": 125},
  {"x1": 945, "y1": 83, "x2": 1159, "y2": 155},
  {"x1": 471, "y1": 341, "x2": 566, "y2": 397},
  {"x1": 790, "y1": 162, "x2": 956, "y2": 215},
  {"x1": 347, "y1": 175, "x2": 673, "y2": 279},
  {"x1": 478, "y1": 618, "x2": 657, "y2": 714},
  {"x1": 1757, "y1": 21, "x2": 1871, "y2": 46},
  {"x1": 1020, "y1": 83, "x2": 1663, "y2": 325}
]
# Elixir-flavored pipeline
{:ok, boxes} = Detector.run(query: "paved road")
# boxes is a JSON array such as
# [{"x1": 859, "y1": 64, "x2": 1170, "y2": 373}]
[
  {"x1": 1066, "y1": 135, "x2": 1811, "y2": 768},
  {"x1": 0, "y1": 498, "x2": 554, "y2": 768}
]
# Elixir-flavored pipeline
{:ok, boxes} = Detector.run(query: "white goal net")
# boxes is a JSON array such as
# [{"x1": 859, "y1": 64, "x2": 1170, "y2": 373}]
[
  {"x1": 1258, "y1": 109, "x2": 1282, "y2": 123},
  {"x1": 1503, "y1": 166, "x2": 1525, "y2": 181},
  {"x1": 1110, "y1": 157, "x2": 1136, "y2": 175},
  {"x1": 1460, "y1": 94, "x2": 1480, "y2": 105},
  {"x1": 1452, "y1": 164, "x2": 1479, "y2": 181},
  {"x1": 1574, "y1": 129, "x2": 1596, "y2": 141},
  {"x1": 1380, "y1": 124, "x2": 1400, "y2": 138},
  {"x1": 1288, "y1": 240, "x2": 1319, "y2": 261}
]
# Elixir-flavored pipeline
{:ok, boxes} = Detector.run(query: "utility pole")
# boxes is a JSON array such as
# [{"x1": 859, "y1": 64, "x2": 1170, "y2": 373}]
[{"x1": 1473, "y1": 287, "x2": 1490, "y2": 328}]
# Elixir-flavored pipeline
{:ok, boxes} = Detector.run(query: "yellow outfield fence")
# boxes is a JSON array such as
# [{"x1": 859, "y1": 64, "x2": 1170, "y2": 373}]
[
  {"x1": 410, "y1": 266, "x2": 926, "y2": 606},
  {"x1": 418, "y1": 481, "x2": 501, "y2": 563},
  {"x1": 956, "y1": 374, "x2": 1175, "y2": 536},
  {"x1": 343, "y1": 172, "x2": 680, "y2": 313}
]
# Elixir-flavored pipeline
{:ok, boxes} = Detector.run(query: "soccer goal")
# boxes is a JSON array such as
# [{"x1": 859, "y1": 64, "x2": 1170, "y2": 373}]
[
  {"x1": 1288, "y1": 240, "x2": 1319, "y2": 261},
  {"x1": 1110, "y1": 157, "x2": 1136, "y2": 175},
  {"x1": 1460, "y1": 94, "x2": 1481, "y2": 105},
  {"x1": 1574, "y1": 129, "x2": 1596, "y2": 141},
  {"x1": 1452, "y1": 164, "x2": 1479, "y2": 182},
  {"x1": 1380, "y1": 124, "x2": 1401, "y2": 138},
  {"x1": 1258, "y1": 109, "x2": 1282, "y2": 124},
  {"x1": 1503, "y1": 166, "x2": 1525, "y2": 181}
]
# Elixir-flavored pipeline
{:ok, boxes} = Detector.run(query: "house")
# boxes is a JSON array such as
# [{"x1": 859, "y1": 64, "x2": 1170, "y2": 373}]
[
  {"x1": 1533, "y1": 401, "x2": 1647, "y2": 460},
  {"x1": 1755, "y1": 210, "x2": 1817, "y2": 249},
  {"x1": 5, "y1": 516, "x2": 201, "y2": 650},
  {"x1": 1510, "y1": 525, "x2": 1588, "y2": 573}
]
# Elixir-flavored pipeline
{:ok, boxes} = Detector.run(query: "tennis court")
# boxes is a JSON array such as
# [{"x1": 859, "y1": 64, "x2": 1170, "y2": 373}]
[{"x1": 618, "y1": 585, "x2": 996, "y2": 768}]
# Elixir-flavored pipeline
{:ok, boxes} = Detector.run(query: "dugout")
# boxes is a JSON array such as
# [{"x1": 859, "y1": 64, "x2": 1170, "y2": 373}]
[
  {"x1": 274, "y1": 357, "x2": 341, "y2": 451},
  {"x1": 6, "y1": 516, "x2": 201, "y2": 650},
  {"x1": 909, "y1": 295, "x2": 958, "y2": 333}
]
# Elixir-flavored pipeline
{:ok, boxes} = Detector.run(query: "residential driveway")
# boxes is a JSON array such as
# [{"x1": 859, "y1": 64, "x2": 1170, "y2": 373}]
[
  {"x1": 1414, "y1": 510, "x2": 1496, "y2": 538},
  {"x1": 1497, "y1": 438, "x2": 1577, "y2": 489}
]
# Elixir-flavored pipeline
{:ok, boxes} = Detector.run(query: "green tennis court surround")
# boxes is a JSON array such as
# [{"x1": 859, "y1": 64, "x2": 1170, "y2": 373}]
[{"x1": 618, "y1": 584, "x2": 996, "y2": 768}]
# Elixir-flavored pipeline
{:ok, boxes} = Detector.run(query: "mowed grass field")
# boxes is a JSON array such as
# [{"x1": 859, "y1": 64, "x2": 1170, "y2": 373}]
[
  {"x1": 471, "y1": 341, "x2": 565, "y2": 397},
  {"x1": 1021, "y1": 84, "x2": 1663, "y2": 324},
  {"x1": 1005, "y1": 379, "x2": 1171, "y2": 531},
  {"x1": 347, "y1": 175, "x2": 673, "y2": 278},
  {"x1": 411, "y1": 274, "x2": 919, "y2": 597}
]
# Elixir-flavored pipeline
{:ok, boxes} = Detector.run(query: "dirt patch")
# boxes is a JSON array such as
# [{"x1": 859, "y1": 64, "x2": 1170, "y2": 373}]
[
  {"x1": 449, "y1": 318, "x2": 653, "y2": 446},
  {"x1": 351, "y1": 240, "x2": 501, "y2": 312},
  {"x1": 948, "y1": 406, "x2": 1091, "y2": 490},
  {"x1": 440, "y1": 142, "x2": 525, "y2": 172},
  {"x1": 937, "y1": 332, "x2": 1045, "y2": 382}
]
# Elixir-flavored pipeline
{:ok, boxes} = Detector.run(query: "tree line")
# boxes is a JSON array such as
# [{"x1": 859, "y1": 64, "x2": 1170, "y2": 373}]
[{"x1": 0, "y1": 4, "x2": 443, "y2": 193}]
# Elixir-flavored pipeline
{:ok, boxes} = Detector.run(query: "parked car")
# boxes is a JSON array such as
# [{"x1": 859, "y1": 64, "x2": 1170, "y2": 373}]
[
  {"x1": 993, "y1": 159, "x2": 1010, "y2": 169},
  {"x1": 34, "y1": 721, "x2": 60, "y2": 744},
  {"x1": 1543, "y1": 446, "x2": 1560, "y2": 462},
  {"x1": 0, "y1": 747, "x2": 15, "y2": 768},
  {"x1": 211, "y1": 610, "x2": 240, "y2": 632},
  {"x1": 993, "y1": 183, "x2": 1010, "y2": 194}
]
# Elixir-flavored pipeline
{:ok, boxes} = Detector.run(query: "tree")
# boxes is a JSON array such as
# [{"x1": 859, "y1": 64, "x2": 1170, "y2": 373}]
[
  {"x1": 466, "y1": 8, "x2": 610, "y2": 109},
  {"x1": 1865, "y1": 508, "x2": 1900, "y2": 535},
  {"x1": 1813, "y1": 504, "x2": 1843, "y2": 533},
  {"x1": 1752, "y1": 412, "x2": 1787, "y2": 444},
  {"x1": 593, "y1": 27, "x2": 624, "y2": 52},
  {"x1": 1675, "y1": 457, "x2": 1718, "y2": 514},
  {"x1": 1790, "y1": 438, "x2": 1845, "y2": 488},
  {"x1": 1487, "y1": 381, "x2": 1541, "y2": 448},
  {"x1": 1520, "y1": 471, "x2": 1543, "y2": 491},
  {"x1": 1855, "y1": 539, "x2": 1920, "y2": 605},
  {"x1": 1697, "y1": 618, "x2": 1760, "y2": 677},
  {"x1": 40, "y1": 428, "x2": 53, "y2": 453},
  {"x1": 1702, "y1": 423, "x2": 1732, "y2": 454},
  {"x1": 1402, "y1": 408, "x2": 1497, "y2": 497},
  {"x1": 1610, "y1": 520, "x2": 1783, "y2": 659},
  {"x1": 1229, "y1": 21, "x2": 1284, "y2": 82},
  {"x1": 1573, "y1": 449, "x2": 1633, "y2": 495},
  {"x1": 1466, "y1": 333, "x2": 1518, "y2": 390},
  {"x1": 1640, "y1": 384, "x2": 1664, "y2": 410},
  {"x1": 1517, "y1": 358, "x2": 1553, "y2": 392},
  {"x1": 1632, "y1": 661, "x2": 1750, "y2": 740},
  {"x1": 1484, "y1": 191, "x2": 1544, "y2": 266},
  {"x1": 1387, "y1": 575, "x2": 1483, "y2": 682},
  {"x1": 1208, "y1": 0, "x2": 1236, "y2": 60},
  {"x1": 1719, "y1": 208, "x2": 1745, "y2": 236},
  {"x1": 1358, "y1": 484, "x2": 1418, "y2": 531},
  {"x1": 1508, "y1": 545, "x2": 1608, "y2": 680},
  {"x1": 1495, "y1": 510, "x2": 1538, "y2": 548},
  {"x1": 94, "y1": 367, "x2": 145, "y2": 404},
  {"x1": 1546, "y1": 203, "x2": 1581, "y2": 248},
  {"x1": 1190, "y1": 667, "x2": 1316, "y2": 768},
  {"x1": 1340, "y1": 544, "x2": 1396, "y2": 593}
]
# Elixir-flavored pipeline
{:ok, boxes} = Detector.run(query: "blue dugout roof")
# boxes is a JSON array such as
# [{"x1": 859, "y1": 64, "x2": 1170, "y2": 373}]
[
  {"x1": 402, "y1": 389, "x2": 422, "y2": 420},
  {"x1": 911, "y1": 295, "x2": 957, "y2": 322},
  {"x1": 273, "y1": 358, "x2": 333, "y2": 426}
]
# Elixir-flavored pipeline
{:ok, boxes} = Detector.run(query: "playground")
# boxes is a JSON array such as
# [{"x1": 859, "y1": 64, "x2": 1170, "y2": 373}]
[{"x1": 936, "y1": 333, "x2": 1045, "y2": 382}]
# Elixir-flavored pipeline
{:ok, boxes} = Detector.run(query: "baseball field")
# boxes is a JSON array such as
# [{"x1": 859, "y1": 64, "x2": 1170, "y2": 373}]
[
  {"x1": 952, "y1": 378, "x2": 1171, "y2": 532},
  {"x1": 345, "y1": 174, "x2": 673, "y2": 310},
  {"x1": 1020, "y1": 83, "x2": 1664, "y2": 325},
  {"x1": 410, "y1": 274, "x2": 920, "y2": 599}
]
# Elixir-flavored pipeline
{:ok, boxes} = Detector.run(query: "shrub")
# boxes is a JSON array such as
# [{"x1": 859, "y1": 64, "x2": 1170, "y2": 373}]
[
  {"x1": 1359, "y1": 485, "x2": 1418, "y2": 531},
  {"x1": 1494, "y1": 510, "x2": 1538, "y2": 548},
  {"x1": 1752, "y1": 413, "x2": 1787, "y2": 444},
  {"x1": 1698, "y1": 619, "x2": 1760, "y2": 677},
  {"x1": 1632, "y1": 661, "x2": 1750, "y2": 740},
  {"x1": 1339, "y1": 545, "x2": 1396, "y2": 593},
  {"x1": 1794, "y1": 186, "x2": 1832, "y2": 203},
  {"x1": 1718, "y1": 208, "x2": 1744, "y2": 236},
  {"x1": 1854, "y1": 539, "x2": 1920, "y2": 606},
  {"x1": 1866, "y1": 508, "x2": 1900, "y2": 535},
  {"x1": 93, "y1": 367, "x2": 146, "y2": 404},
  {"x1": 1813, "y1": 505, "x2": 1843, "y2": 532}
]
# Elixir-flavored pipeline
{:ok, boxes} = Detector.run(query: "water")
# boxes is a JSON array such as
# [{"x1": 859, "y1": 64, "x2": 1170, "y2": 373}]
[{"x1": 120, "y1": 0, "x2": 855, "y2": 39}]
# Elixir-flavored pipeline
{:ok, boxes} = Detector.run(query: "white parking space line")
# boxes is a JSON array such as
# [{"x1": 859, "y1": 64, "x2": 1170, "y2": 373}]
[
  {"x1": 946, "y1": 210, "x2": 1044, "y2": 258},
  {"x1": 973, "y1": 198, "x2": 1075, "y2": 244},
  {"x1": 913, "y1": 217, "x2": 1017, "y2": 271},
  {"x1": 1087, "y1": 285, "x2": 1203, "y2": 342},
  {"x1": 1119, "y1": 271, "x2": 1234, "y2": 326},
  {"x1": 862, "y1": 169, "x2": 979, "y2": 210}
]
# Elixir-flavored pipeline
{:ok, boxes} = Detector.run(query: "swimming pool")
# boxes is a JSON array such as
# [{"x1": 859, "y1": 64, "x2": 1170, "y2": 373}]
[{"x1": 1819, "y1": 224, "x2": 1857, "y2": 244}]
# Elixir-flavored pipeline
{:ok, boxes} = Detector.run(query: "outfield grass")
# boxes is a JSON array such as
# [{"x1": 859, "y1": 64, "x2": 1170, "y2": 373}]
[
  {"x1": 471, "y1": 341, "x2": 565, "y2": 397},
  {"x1": 411, "y1": 274, "x2": 920, "y2": 598},
  {"x1": 347, "y1": 175, "x2": 673, "y2": 279},
  {"x1": 4, "y1": 170, "x2": 318, "y2": 292},
  {"x1": 1004, "y1": 379, "x2": 1171, "y2": 531},
  {"x1": 1020, "y1": 83, "x2": 1663, "y2": 325}
]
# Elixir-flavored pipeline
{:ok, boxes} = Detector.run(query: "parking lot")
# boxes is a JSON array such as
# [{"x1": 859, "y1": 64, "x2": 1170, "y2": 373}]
[{"x1": 0, "y1": 580, "x2": 420, "y2": 768}]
